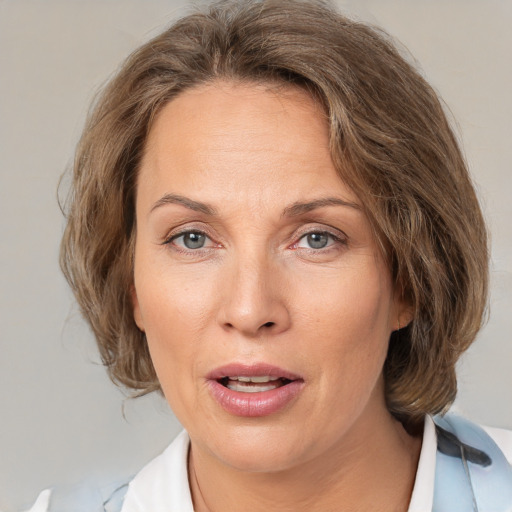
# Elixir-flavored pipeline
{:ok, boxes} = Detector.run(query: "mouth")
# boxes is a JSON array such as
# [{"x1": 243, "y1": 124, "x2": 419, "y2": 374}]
[
  {"x1": 217, "y1": 375, "x2": 294, "y2": 393},
  {"x1": 207, "y1": 363, "x2": 304, "y2": 417}
]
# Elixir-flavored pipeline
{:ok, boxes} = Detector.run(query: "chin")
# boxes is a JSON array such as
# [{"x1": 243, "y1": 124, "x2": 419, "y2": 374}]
[{"x1": 198, "y1": 423, "x2": 311, "y2": 473}]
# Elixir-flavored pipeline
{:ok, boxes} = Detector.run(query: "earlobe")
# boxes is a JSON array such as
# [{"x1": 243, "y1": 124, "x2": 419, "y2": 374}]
[
  {"x1": 396, "y1": 304, "x2": 414, "y2": 331},
  {"x1": 392, "y1": 282, "x2": 414, "y2": 331},
  {"x1": 130, "y1": 284, "x2": 145, "y2": 332}
]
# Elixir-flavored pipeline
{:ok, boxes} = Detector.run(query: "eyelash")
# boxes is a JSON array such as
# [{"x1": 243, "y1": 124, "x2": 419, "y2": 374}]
[{"x1": 162, "y1": 227, "x2": 348, "y2": 254}]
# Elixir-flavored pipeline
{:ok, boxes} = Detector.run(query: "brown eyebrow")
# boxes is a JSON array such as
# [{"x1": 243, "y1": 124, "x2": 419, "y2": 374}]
[
  {"x1": 282, "y1": 197, "x2": 361, "y2": 217},
  {"x1": 150, "y1": 194, "x2": 359, "y2": 218},
  {"x1": 150, "y1": 194, "x2": 217, "y2": 216}
]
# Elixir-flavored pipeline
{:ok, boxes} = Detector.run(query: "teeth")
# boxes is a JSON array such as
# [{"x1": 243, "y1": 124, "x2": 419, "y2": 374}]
[
  {"x1": 227, "y1": 376, "x2": 280, "y2": 383},
  {"x1": 226, "y1": 381, "x2": 280, "y2": 393},
  {"x1": 223, "y1": 376, "x2": 288, "y2": 393}
]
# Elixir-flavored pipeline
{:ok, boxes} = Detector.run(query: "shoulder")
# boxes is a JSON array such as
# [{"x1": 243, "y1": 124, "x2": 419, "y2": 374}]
[
  {"x1": 432, "y1": 414, "x2": 512, "y2": 510},
  {"x1": 23, "y1": 478, "x2": 130, "y2": 512},
  {"x1": 434, "y1": 413, "x2": 512, "y2": 463},
  {"x1": 482, "y1": 424, "x2": 512, "y2": 464},
  {"x1": 22, "y1": 430, "x2": 190, "y2": 512},
  {"x1": 20, "y1": 489, "x2": 51, "y2": 512}
]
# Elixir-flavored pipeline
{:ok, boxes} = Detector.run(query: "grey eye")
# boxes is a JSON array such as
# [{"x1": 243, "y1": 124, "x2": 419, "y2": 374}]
[
  {"x1": 182, "y1": 232, "x2": 206, "y2": 249},
  {"x1": 306, "y1": 233, "x2": 329, "y2": 249}
]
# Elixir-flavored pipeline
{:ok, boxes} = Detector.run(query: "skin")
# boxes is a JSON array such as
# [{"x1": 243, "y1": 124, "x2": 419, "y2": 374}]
[{"x1": 132, "y1": 81, "x2": 420, "y2": 512}]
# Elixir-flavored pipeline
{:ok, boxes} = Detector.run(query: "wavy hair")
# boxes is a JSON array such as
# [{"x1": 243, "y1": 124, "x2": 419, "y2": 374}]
[{"x1": 60, "y1": 0, "x2": 488, "y2": 428}]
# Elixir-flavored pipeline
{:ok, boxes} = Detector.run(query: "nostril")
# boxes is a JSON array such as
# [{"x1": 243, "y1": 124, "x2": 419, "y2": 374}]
[{"x1": 263, "y1": 322, "x2": 275, "y2": 328}]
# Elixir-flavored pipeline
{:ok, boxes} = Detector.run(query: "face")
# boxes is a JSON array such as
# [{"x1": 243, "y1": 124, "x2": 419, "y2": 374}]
[{"x1": 132, "y1": 81, "x2": 409, "y2": 473}]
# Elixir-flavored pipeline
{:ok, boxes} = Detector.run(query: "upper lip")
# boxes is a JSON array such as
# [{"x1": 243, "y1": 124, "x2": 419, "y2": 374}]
[{"x1": 207, "y1": 363, "x2": 302, "y2": 381}]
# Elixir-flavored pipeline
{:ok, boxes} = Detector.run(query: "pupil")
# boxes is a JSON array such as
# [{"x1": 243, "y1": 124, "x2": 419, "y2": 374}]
[
  {"x1": 308, "y1": 233, "x2": 328, "y2": 249},
  {"x1": 184, "y1": 232, "x2": 205, "y2": 249}
]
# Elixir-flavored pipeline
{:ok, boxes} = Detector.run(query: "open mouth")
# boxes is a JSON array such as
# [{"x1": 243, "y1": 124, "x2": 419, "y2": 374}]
[
  {"x1": 208, "y1": 365, "x2": 304, "y2": 416},
  {"x1": 217, "y1": 376, "x2": 293, "y2": 393}
]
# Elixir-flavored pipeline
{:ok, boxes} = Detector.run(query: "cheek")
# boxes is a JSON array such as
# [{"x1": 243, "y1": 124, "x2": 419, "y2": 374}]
[
  {"x1": 133, "y1": 255, "x2": 249, "y2": 433},
  {"x1": 132, "y1": 258, "x2": 218, "y2": 389},
  {"x1": 295, "y1": 263, "x2": 393, "y2": 389},
  {"x1": 135, "y1": 252, "x2": 217, "y2": 331},
  {"x1": 135, "y1": 282, "x2": 207, "y2": 419},
  {"x1": 299, "y1": 262, "x2": 392, "y2": 341}
]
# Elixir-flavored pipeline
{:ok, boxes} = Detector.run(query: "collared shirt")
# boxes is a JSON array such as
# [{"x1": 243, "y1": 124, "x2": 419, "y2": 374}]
[
  {"x1": 24, "y1": 416, "x2": 512, "y2": 512},
  {"x1": 121, "y1": 415, "x2": 438, "y2": 512}
]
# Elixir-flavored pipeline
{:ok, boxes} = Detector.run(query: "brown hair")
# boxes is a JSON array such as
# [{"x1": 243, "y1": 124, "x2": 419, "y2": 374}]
[{"x1": 60, "y1": 0, "x2": 488, "y2": 427}]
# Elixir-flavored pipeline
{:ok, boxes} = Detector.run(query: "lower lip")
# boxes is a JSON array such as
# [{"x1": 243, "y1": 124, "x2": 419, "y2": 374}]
[{"x1": 207, "y1": 380, "x2": 304, "y2": 417}]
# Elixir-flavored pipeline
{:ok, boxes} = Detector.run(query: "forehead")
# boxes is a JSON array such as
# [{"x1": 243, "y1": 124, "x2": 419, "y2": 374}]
[{"x1": 137, "y1": 80, "x2": 360, "y2": 211}]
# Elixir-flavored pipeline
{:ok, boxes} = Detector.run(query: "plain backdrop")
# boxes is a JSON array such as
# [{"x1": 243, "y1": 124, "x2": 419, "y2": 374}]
[{"x1": 0, "y1": 0, "x2": 511, "y2": 510}]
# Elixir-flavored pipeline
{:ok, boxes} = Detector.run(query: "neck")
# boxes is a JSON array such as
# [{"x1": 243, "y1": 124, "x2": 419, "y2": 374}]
[{"x1": 188, "y1": 406, "x2": 422, "y2": 512}]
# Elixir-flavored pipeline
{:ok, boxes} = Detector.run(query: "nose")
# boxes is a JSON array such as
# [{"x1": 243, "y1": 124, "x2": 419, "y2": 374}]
[{"x1": 217, "y1": 253, "x2": 291, "y2": 338}]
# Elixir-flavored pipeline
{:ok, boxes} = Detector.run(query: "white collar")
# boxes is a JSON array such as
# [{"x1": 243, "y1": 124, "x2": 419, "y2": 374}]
[
  {"x1": 121, "y1": 416, "x2": 437, "y2": 512},
  {"x1": 407, "y1": 414, "x2": 436, "y2": 512},
  {"x1": 121, "y1": 430, "x2": 194, "y2": 512}
]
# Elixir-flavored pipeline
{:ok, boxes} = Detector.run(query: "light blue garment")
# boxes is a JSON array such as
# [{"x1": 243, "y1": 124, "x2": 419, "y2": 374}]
[
  {"x1": 47, "y1": 415, "x2": 512, "y2": 512},
  {"x1": 433, "y1": 414, "x2": 512, "y2": 511},
  {"x1": 47, "y1": 479, "x2": 128, "y2": 512}
]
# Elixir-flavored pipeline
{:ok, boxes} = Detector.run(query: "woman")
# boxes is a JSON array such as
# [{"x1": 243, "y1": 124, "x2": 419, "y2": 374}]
[{"x1": 26, "y1": 0, "x2": 512, "y2": 510}]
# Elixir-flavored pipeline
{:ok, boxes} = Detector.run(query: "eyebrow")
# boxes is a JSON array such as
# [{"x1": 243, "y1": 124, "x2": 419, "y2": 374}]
[
  {"x1": 150, "y1": 194, "x2": 217, "y2": 216},
  {"x1": 282, "y1": 197, "x2": 361, "y2": 217},
  {"x1": 150, "y1": 194, "x2": 360, "y2": 218}
]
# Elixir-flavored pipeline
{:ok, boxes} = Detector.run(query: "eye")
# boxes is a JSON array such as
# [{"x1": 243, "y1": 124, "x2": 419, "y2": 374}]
[
  {"x1": 168, "y1": 230, "x2": 211, "y2": 250},
  {"x1": 296, "y1": 231, "x2": 340, "y2": 250}
]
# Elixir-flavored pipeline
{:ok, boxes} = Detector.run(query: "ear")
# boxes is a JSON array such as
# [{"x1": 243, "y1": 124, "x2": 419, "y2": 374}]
[
  {"x1": 396, "y1": 303, "x2": 414, "y2": 331},
  {"x1": 130, "y1": 284, "x2": 145, "y2": 332},
  {"x1": 392, "y1": 281, "x2": 414, "y2": 331}
]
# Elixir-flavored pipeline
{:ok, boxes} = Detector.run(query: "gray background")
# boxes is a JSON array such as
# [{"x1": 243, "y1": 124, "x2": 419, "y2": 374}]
[{"x1": 0, "y1": 0, "x2": 510, "y2": 510}]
